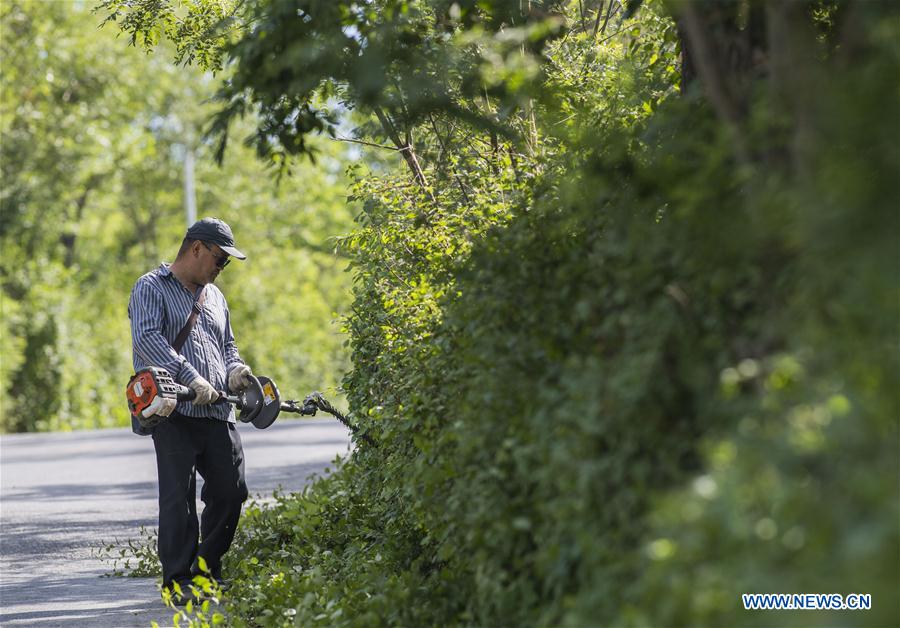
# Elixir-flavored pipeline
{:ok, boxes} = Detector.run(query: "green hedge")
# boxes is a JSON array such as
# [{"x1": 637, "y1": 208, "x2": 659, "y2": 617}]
[{"x1": 197, "y1": 4, "x2": 899, "y2": 626}]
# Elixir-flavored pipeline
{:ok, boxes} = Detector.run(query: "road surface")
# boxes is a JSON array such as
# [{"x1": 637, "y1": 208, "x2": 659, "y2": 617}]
[{"x1": 0, "y1": 419, "x2": 352, "y2": 627}]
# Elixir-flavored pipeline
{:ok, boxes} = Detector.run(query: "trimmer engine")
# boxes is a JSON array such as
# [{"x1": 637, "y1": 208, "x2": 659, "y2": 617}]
[{"x1": 126, "y1": 367, "x2": 190, "y2": 427}]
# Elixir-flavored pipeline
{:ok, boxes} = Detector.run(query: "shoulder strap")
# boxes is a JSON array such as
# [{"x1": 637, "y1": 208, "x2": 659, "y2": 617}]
[{"x1": 172, "y1": 286, "x2": 206, "y2": 353}]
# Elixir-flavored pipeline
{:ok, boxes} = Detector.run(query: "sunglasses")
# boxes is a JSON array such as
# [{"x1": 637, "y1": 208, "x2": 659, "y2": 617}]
[{"x1": 201, "y1": 242, "x2": 231, "y2": 268}]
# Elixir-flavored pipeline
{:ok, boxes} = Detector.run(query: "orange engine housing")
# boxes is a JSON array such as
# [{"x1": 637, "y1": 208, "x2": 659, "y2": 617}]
[{"x1": 126, "y1": 367, "x2": 183, "y2": 418}]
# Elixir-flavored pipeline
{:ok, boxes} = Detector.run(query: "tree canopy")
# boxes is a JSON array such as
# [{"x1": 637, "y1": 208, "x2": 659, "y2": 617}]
[{"x1": 1, "y1": 0, "x2": 357, "y2": 432}]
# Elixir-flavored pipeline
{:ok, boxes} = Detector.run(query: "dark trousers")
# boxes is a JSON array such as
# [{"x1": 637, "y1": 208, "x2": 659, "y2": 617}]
[{"x1": 152, "y1": 413, "x2": 248, "y2": 587}]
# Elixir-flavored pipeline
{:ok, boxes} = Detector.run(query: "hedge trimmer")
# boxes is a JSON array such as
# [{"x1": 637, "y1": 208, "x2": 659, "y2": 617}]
[{"x1": 126, "y1": 366, "x2": 371, "y2": 443}]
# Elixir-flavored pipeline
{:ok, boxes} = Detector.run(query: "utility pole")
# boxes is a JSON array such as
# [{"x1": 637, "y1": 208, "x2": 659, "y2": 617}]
[{"x1": 184, "y1": 147, "x2": 197, "y2": 226}]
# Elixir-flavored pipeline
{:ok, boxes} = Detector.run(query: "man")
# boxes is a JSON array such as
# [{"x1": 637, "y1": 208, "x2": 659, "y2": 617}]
[{"x1": 128, "y1": 217, "x2": 253, "y2": 602}]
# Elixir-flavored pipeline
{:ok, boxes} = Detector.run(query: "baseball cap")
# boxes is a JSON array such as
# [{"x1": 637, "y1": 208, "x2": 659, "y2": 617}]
[{"x1": 185, "y1": 217, "x2": 247, "y2": 260}]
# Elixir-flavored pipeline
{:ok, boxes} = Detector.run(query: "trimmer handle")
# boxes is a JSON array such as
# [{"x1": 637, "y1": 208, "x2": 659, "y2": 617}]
[
  {"x1": 176, "y1": 388, "x2": 241, "y2": 405},
  {"x1": 217, "y1": 392, "x2": 243, "y2": 406}
]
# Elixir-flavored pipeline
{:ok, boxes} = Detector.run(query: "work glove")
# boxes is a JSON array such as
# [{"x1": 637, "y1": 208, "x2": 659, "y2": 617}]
[
  {"x1": 189, "y1": 375, "x2": 219, "y2": 405},
  {"x1": 142, "y1": 395, "x2": 176, "y2": 419},
  {"x1": 228, "y1": 364, "x2": 254, "y2": 393}
]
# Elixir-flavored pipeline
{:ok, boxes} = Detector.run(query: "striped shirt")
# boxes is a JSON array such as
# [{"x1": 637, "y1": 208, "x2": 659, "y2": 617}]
[{"x1": 129, "y1": 263, "x2": 244, "y2": 422}]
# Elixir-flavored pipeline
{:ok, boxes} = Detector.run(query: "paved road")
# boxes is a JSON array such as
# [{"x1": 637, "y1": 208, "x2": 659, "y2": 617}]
[{"x1": 0, "y1": 419, "x2": 352, "y2": 627}]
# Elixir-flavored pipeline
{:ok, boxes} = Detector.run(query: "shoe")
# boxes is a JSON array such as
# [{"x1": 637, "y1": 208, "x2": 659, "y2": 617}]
[
  {"x1": 172, "y1": 593, "x2": 192, "y2": 607},
  {"x1": 188, "y1": 571, "x2": 230, "y2": 593},
  {"x1": 163, "y1": 580, "x2": 197, "y2": 607}
]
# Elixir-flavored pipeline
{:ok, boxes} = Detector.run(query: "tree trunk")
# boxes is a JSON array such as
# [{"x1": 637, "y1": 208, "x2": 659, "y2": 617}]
[
  {"x1": 374, "y1": 107, "x2": 436, "y2": 203},
  {"x1": 672, "y1": 0, "x2": 770, "y2": 165}
]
